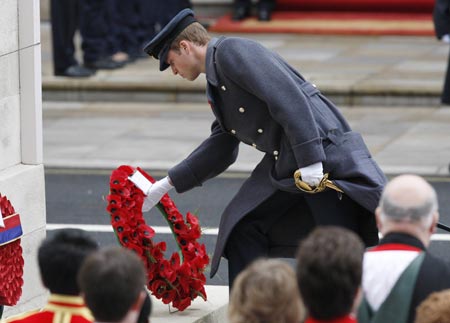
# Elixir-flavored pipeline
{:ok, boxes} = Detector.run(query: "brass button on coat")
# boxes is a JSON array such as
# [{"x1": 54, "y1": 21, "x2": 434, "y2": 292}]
[
  {"x1": 231, "y1": 129, "x2": 236, "y2": 134},
  {"x1": 273, "y1": 150, "x2": 279, "y2": 156},
  {"x1": 257, "y1": 129, "x2": 263, "y2": 134},
  {"x1": 221, "y1": 85, "x2": 227, "y2": 91},
  {"x1": 252, "y1": 143, "x2": 257, "y2": 148},
  {"x1": 238, "y1": 107, "x2": 245, "y2": 113}
]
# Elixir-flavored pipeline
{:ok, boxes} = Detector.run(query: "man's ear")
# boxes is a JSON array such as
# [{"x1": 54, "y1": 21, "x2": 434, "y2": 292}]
[
  {"x1": 131, "y1": 290, "x2": 146, "y2": 311},
  {"x1": 179, "y1": 40, "x2": 189, "y2": 53},
  {"x1": 375, "y1": 207, "x2": 383, "y2": 231},
  {"x1": 429, "y1": 211, "x2": 439, "y2": 234}
]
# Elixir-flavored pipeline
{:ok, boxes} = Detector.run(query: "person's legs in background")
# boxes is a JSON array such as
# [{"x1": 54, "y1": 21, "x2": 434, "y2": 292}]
[
  {"x1": 50, "y1": 0, "x2": 94, "y2": 77},
  {"x1": 232, "y1": 0, "x2": 251, "y2": 21},
  {"x1": 258, "y1": 0, "x2": 275, "y2": 21},
  {"x1": 79, "y1": 0, "x2": 124, "y2": 70}
]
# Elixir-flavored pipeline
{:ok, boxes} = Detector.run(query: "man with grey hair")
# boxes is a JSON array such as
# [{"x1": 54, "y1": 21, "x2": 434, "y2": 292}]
[{"x1": 358, "y1": 174, "x2": 450, "y2": 323}]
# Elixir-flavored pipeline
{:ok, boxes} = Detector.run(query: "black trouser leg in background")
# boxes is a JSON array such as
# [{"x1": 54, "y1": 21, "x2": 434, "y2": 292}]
[
  {"x1": 50, "y1": 0, "x2": 78, "y2": 74},
  {"x1": 442, "y1": 47, "x2": 450, "y2": 104}
]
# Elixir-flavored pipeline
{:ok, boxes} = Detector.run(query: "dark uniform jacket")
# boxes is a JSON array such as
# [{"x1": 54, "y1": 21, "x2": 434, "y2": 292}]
[{"x1": 168, "y1": 36, "x2": 386, "y2": 277}]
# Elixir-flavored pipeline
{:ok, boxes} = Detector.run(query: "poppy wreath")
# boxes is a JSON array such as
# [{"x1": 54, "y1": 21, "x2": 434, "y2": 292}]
[
  {"x1": 106, "y1": 165, "x2": 210, "y2": 311},
  {"x1": 0, "y1": 194, "x2": 24, "y2": 306}
]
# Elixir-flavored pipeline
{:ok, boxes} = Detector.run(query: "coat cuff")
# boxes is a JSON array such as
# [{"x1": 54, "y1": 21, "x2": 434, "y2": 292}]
[
  {"x1": 168, "y1": 161, "x2": 202, "y2": 193},
  {"x1": 292, "y1": 137, "x2": 326, "y2": 167}
]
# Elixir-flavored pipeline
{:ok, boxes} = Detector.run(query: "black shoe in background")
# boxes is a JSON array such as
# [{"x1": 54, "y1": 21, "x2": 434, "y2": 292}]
[
  {"x1": 55, "y1": 65, "x2": 95, "y2": 77},
  {"x1": 85, "y1": 57, "x2": 125, "y2": 70},
  {"x1": 258, "y1": 7, "x2": 272, "y2": 21},
  {"x1": 232, "y1": 5, "x2": 250, "y2": 21}
]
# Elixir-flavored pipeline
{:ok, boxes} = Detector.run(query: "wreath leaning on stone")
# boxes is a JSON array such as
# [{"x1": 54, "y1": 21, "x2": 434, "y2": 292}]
[{"x1": 106, "y1": 165, "x2": 209, "y2": 311}]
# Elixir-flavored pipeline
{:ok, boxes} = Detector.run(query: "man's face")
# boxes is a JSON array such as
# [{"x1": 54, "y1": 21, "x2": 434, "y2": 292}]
[{"x1": 166, "y1": 47, "x2": 201, "y2": 81}]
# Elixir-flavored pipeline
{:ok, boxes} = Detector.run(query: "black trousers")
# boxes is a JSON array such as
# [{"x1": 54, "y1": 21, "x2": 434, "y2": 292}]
[
  {"x1": 79, "y1": 0, "x2": 110, "y2": 63},
  {"x1": 50, "y1": 0, "x2": 79, "y2": 74},
  {"x1": 443, "y1": 47, "x2": 450, "y2": 104},
  {"x1": 224, "y1": 189, "x2": 378, "y2": 287}
]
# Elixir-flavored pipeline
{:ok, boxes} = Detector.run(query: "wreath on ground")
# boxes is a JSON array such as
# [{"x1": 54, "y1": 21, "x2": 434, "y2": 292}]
[{"x1": 106, "y1": 165, "x2": 209, "y2": 311}]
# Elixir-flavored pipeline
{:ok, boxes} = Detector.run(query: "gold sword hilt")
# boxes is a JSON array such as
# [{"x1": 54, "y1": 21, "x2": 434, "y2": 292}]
[{"x1": 294, "y1": 170, "x2": 344, "y2": 194}]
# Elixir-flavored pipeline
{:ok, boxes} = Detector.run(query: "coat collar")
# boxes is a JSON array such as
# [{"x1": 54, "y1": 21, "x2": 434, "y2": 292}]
[
  {"x1": 205, "y1": 37, "x2": 226, "y2": 87},
  {"x1": 378, "y1": 232, "x2": 426, "y2": 251}
]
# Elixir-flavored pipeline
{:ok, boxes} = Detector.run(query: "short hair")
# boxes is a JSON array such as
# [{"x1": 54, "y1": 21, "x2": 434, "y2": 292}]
[
  {"x1": 38, "y1": 229, "x2": 98, "y2": 295},
  {"x1": 379, "y1": 175, "x2": 438, "y2": 228},
  {"x1": 229, "y1": 258, "x2": 304, "y2": 323},
  {"x1": 78, "y1": 246, "x2": 146, "y2": 322},
  {"x1": 296, "y1": 226, "x2": 364, "y2": 320},
  {"x1": 415, "y1": 290, "x2": 450, "y2": 323},
  {"x1": 170, "y1": 22, "x2": 211, "y2": 52}
]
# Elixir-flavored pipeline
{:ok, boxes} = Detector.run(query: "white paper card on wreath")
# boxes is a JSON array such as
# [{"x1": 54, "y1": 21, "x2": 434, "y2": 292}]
[{"x1": 0, "y1": 208, "x2": 4, "y2": 228}]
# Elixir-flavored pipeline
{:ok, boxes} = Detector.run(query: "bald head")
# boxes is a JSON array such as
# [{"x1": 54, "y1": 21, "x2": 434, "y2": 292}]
[{"x1": 379, "y1": 174, "x2": 438, "y2": 227}]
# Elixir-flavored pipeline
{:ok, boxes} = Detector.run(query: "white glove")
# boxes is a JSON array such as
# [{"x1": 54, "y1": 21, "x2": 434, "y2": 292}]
[
  {"x1": 142, "y1": 177, "x2": 173, "y2": 212},
  {"x1": 299, "y1": 162, "x2": 324, "y2": 187},
  {"x1": 129, "y1": 172, "x2": 173, "y2": 212}
]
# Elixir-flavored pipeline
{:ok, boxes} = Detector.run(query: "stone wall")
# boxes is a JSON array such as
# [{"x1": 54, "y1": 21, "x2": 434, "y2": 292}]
[{"x1": 0, "y1": 0, "x2": 47, "y2": 317}]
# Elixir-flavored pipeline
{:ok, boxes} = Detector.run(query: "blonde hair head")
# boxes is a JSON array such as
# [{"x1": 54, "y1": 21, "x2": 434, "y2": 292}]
[{"x1": 228, "y1": 258, "x2": 305, "y2": 323}]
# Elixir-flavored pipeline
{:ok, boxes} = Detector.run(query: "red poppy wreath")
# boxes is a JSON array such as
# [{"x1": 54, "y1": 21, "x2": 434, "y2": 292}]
[
  {"x1": 0, "y1": 194, "x2": 24, "y2": 306},
  {"x1": 106, "y1": 165, "x2": 209, "y2": 311}
]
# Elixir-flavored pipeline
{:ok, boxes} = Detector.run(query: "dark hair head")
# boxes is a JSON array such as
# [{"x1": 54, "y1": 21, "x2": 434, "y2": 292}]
[
  {"x1": 38, "y1": 229, "x2": 98, "y2": 295},
  {"x1": 78, "y1": 246, "x2": 146, "y2": 322},
  {"x1": 296, "y1": 226, "x2": 364, "y2": 320}
]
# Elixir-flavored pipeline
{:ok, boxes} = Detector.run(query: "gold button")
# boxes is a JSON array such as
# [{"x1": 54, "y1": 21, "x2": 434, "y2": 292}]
[
  {"x1": 273, "y1": 150, "x2": 279, "y2": 156},
  {"x1": 312, "y1": 83, "x2": 317, "y2": 88},
  {"x1": 221, "y1": 85, "x2": 226, "y2": 91},
  {"x1": 252, "y1": 143, "x2": 257, "y2": 148},
  {"x1": 231, "y1": 129, "x2": 236, "y2": 134},
  {"x1": 257, "y1": 129, "x2": 263, "y2": 134},
  {"x1": 275, "y1": 156, "x2": 278, "y2": 160},
  {"x1": 239, "y1": 107, "x2": 245, "y2": 113}
]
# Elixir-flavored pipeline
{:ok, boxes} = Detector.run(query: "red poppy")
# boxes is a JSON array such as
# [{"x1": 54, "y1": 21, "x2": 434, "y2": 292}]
[{"x1": 107, "y1": 166, "x2": 209, "y2": 311}]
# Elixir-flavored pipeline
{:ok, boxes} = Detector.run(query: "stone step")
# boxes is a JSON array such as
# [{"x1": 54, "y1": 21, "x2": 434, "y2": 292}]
[{"x1": 40, "y1": 22, "x2": 447, "y2": 108}]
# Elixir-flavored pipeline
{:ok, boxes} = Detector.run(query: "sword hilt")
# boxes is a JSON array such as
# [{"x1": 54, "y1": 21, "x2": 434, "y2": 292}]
[{"x1": 294, "y1": 170, "x2": 344, "y2": 194}]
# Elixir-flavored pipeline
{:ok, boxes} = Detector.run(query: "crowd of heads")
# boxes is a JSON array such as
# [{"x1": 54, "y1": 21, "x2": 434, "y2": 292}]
[{"x1": 37, "y1": 229, "x2": 151, "y2": 323}]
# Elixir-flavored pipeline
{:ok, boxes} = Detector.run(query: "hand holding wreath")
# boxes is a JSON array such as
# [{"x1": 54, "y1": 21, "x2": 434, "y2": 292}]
[{"x1": 106, "y1": 165, "x2": 209, "y2": 311}]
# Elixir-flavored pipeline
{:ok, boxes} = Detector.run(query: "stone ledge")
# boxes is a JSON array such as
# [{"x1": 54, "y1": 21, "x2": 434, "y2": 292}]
[
  {"x1": 150, "y1": 285, "x2": 229, "y2": 323},
  {"x1": 42, "y1": 78, "x2": 442, "y2": 106}
]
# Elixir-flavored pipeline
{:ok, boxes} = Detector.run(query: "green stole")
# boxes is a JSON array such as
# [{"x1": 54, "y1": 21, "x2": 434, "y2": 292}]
[{"x1": 358, "y1": 252, "x2": 425, "y2": 323}]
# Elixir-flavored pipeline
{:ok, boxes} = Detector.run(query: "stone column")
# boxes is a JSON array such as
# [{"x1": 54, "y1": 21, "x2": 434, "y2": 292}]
[{"x1": 0, "y1": 0, "x2": 47, "y2": 316}]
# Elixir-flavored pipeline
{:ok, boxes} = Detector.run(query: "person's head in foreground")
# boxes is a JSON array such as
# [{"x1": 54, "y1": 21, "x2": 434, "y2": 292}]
[
  {"x1": 377, "y1": 174, "x2": 439, "y2": 247},
  {"x1": 78, "y1": 246, "x2": 147, "y2": 323},
  {"x1": 144, "y1": 9, "x2": 210, "y2": 81},
  {"x1": 228, "y1": 258, "x2": 305, "y2": 323},
  {"x1": 38, "y1": 229, "x2": 98, "y2": 295},
  {"x1": 296, "y1": 226, "x2": 364, "y2": 321},
  {"x1": 415, "y1": 289, "x2": 450, "y2": 323}
]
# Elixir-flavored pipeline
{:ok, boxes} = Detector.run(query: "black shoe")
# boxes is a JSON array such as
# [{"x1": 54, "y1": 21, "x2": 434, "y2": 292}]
[
  {"x1": 55, "y1": 65, "x2": 95, "y2": 77},
  {"x1": 232, "y1": 5, "x2": 250, "y2": 21},
  {"x1": 258, "y1": 7, "x2": 272, "y2": 21},
  {"x1": 84, "y1": 57, "x2": 125, "y2": 70}
]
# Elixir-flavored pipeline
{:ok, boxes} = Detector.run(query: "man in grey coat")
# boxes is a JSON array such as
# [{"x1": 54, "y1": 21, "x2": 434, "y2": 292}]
[{"x1": 131, "y1": 9, "x2": 387, "y2": 287}]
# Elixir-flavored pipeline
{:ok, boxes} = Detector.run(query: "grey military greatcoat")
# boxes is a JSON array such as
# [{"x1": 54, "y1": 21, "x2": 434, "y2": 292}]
[{"x1": 168, "y1": 36, "x2": 386, "y2": 277}]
